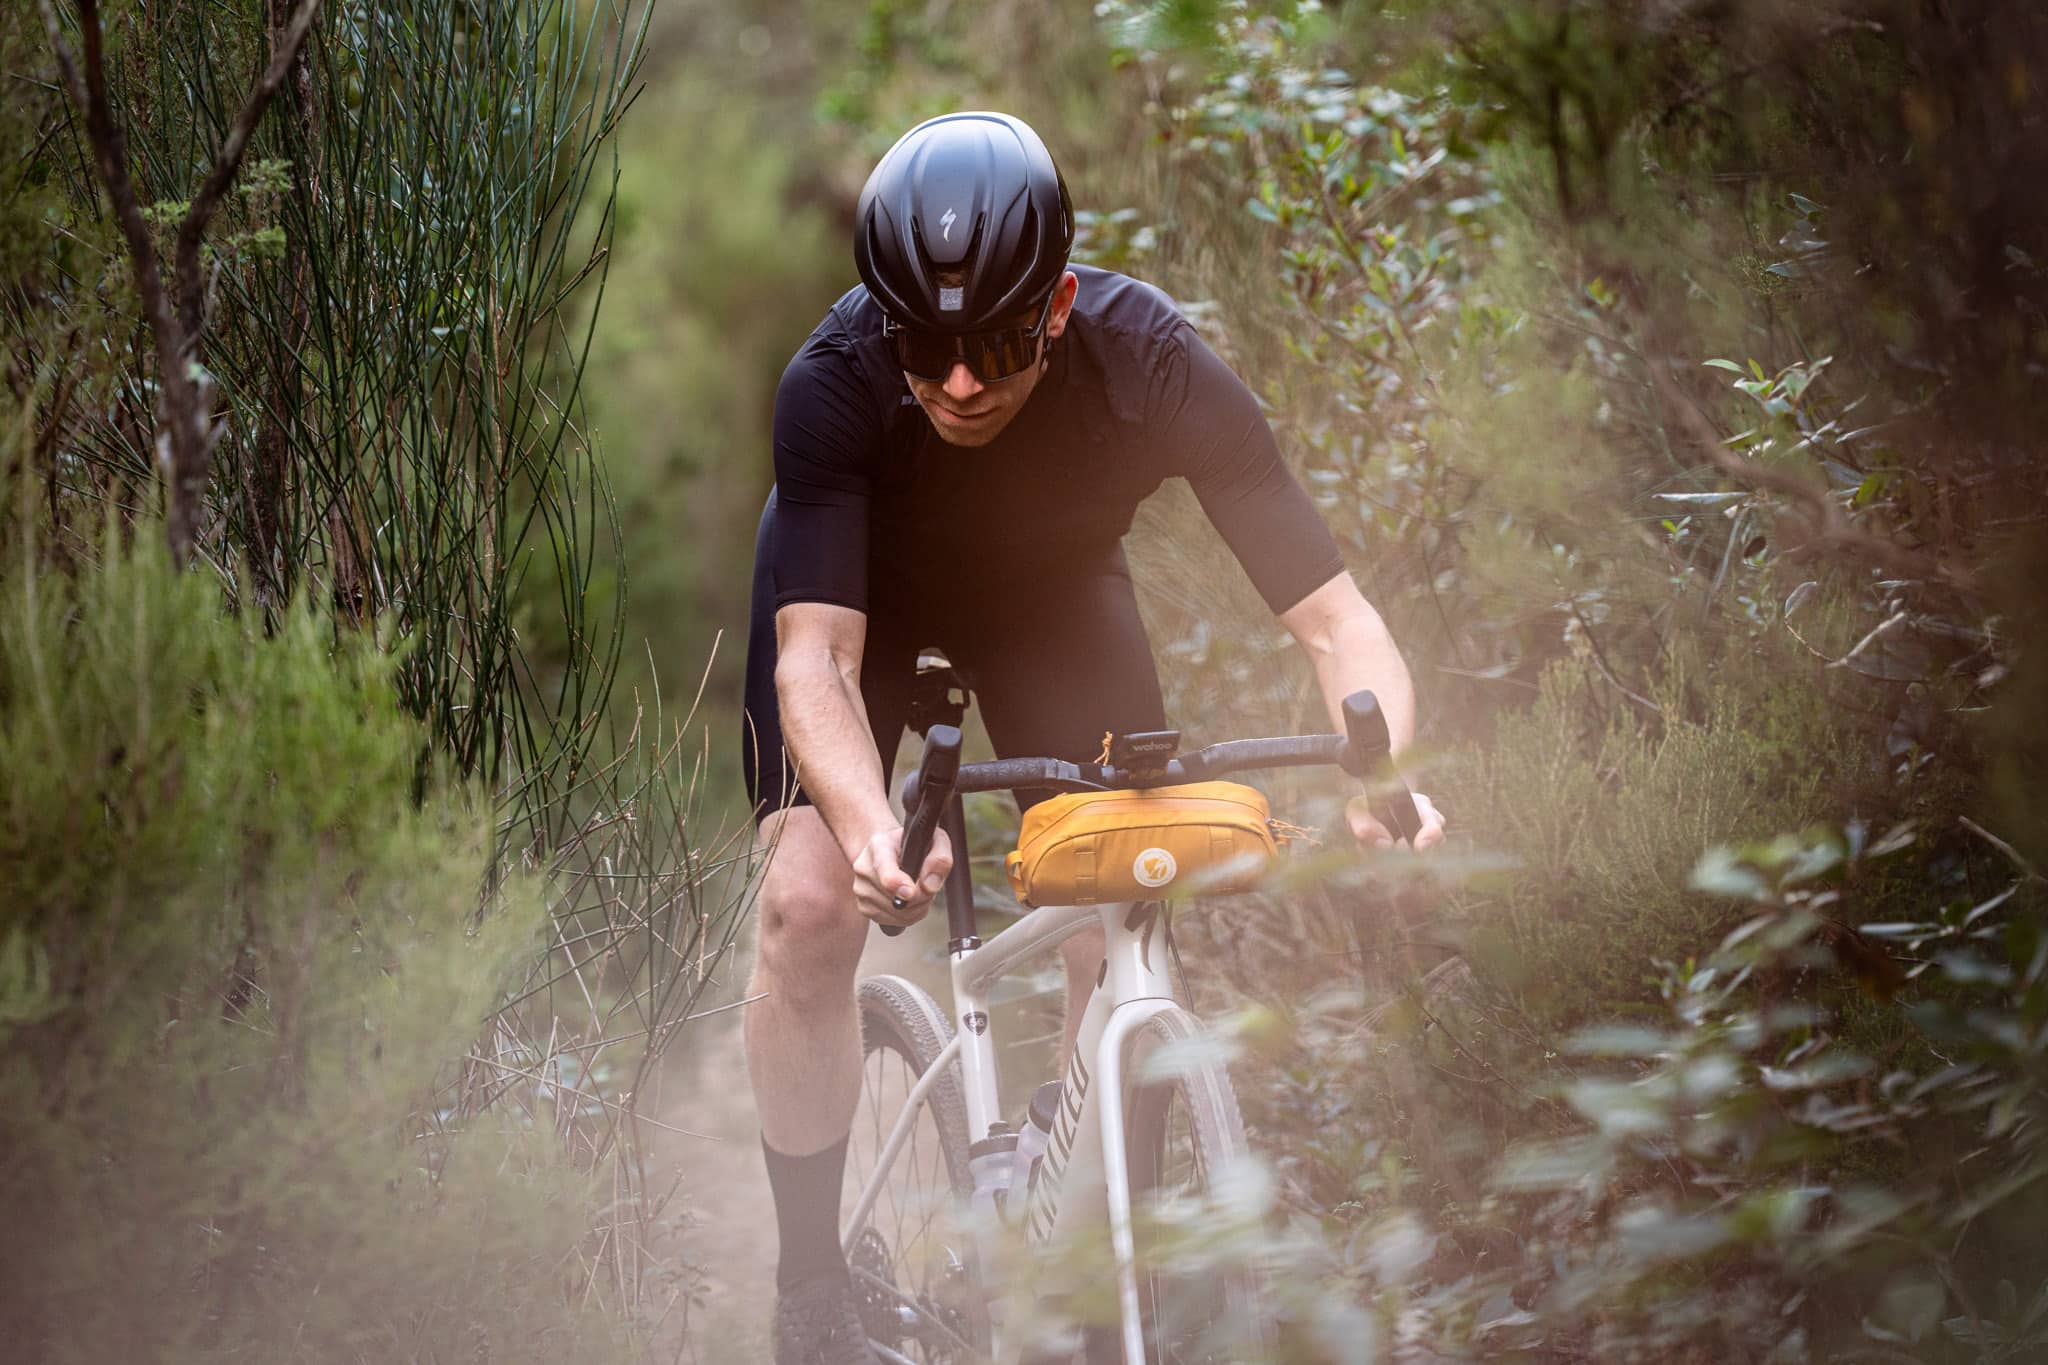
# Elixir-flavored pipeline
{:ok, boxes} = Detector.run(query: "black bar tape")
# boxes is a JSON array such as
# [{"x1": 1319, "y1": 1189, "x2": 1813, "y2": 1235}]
[{"x1": 884, "y1": 725, "x2": 962, "y2": 935}]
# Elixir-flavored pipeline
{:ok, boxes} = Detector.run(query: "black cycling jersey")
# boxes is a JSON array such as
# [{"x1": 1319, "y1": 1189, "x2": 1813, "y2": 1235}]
[
  {"x1": 768, "y1": 264, "x2": 1343, "y2": 620},
  {"x1": 744, "y1": 265, "x2": 1346, "y2": 821}
]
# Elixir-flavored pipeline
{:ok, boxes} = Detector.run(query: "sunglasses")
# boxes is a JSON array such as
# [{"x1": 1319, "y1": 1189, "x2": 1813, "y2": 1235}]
[{"x1": 884, "y1": 291, "x2": 1056, "y2": 384}]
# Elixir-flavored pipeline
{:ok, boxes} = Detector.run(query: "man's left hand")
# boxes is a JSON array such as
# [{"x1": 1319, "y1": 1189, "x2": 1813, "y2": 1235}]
[{"x1": 1345, "y1": 792, "x2": 1446, "y2": 851}]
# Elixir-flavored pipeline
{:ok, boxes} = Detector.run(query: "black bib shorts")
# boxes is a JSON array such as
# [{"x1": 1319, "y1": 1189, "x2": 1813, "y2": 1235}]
[{"x1": 742, "y1": 489, "x2": 1167, "y2": 820}]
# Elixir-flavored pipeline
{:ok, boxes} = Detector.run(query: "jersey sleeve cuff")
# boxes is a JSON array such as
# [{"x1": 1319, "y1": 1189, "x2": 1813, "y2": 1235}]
[{"x1": 773, "y1": 588, "x2": 870, "y2": 615}]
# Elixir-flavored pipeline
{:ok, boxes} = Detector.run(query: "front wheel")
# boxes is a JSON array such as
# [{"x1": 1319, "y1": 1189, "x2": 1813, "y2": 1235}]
[
  {"x1": 844, "y1": 973, "x2": 989, "y2": 1362},
  {"x1": 1118, "y1": 1005, "x2": 1275, "y2": 1364}
]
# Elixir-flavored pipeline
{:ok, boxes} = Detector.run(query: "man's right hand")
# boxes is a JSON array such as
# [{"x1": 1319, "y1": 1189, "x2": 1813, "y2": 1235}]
[{"x1": 851, "y1": 824, "x2": 953, "y2": 928}]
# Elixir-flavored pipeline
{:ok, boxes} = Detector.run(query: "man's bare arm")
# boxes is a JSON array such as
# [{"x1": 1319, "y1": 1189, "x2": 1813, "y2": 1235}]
[
  {"x1": 773, "y1": 602, "x2": 951, "y2": 921},
  {"x1": 1277, "y1": 572, "x2": 1445, "y2": 849},
  {"x1": 1279, "y1": 572, "x2": 1417, "y2": 749}
]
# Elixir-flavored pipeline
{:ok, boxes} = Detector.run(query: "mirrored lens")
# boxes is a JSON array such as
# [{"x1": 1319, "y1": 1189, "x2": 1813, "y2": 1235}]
[
  {"x1": 891, "y1": 325, "x2": 1038, "y2": 383},
  {"x1": 892, "y1": 330, "x2": 967, "y2": 381},
  {"x1": 888, "y1": 292, "x2": 1054, "y2": 383}
]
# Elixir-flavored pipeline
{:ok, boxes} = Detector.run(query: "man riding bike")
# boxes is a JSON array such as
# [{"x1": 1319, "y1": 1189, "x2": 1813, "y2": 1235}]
[{"x1": 740, "y1": 110, "x2": 1446, "y2": 1364}]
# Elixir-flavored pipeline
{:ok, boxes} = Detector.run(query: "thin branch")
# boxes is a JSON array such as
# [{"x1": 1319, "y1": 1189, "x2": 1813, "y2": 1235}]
[
  {"x1": 1565, "y1": 596, "x2": 1663, "y2": 717},
  {"x1": 170, "y1": 0, "x2": 324, "y2": 339},
  {"x1": 1959, "y1": 816, "x2": 2045, "y2": 884},
  {"x1": 1650, "y1": 364, "x2": 1976, "y2": 594},
  {"x1": 37, "y1": 0, "x2": 183, "y2": 409},
  {"x1": 39, "y1": 0, "x2": 323, "y2": 568},
  {"x1": 466, "y1": 1055, "x2": 719, "y2": 1141}
]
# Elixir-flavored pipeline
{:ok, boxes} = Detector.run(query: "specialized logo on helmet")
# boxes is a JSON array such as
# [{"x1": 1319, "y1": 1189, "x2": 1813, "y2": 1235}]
[
  {"x1": 1133, "y1": 848, "x2": 1177, "y2": 888},
  {"x1": 939, "y1": 207, "x2": 958, "y2": 241}
]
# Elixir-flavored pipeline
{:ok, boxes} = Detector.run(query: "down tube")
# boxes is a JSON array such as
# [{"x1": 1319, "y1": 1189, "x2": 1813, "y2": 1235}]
[
  {"x1": 1021, "y1": 901, "x2": 1179, "y2": 1253},
  {"x1": 949, "y1": 900, "x2": 1106, "y2": 1145}
]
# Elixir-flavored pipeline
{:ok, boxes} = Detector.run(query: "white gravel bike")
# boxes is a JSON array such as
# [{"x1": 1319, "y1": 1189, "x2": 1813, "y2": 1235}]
[{"x1": 842, "y1": 677, "x2": 1421, "y2": 1365}]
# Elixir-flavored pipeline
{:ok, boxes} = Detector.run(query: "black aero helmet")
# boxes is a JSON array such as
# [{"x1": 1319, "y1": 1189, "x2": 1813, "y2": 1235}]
[{"x1": 854, "y1": 111, "x2": 1074, "y2": 332}]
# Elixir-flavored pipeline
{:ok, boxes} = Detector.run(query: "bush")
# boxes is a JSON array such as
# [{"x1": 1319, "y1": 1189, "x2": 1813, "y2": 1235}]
[
  {"x1": 1456, "y1": 642, "x2": 1887, "y2": 1018},
  {"x1": 0, "y1": 530, "x2": 635, "y2": 1362}
]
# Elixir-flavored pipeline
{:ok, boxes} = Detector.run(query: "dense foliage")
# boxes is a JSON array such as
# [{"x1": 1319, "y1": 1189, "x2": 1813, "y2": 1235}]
[
  {"x1": 1080, "y1": 2, "x2": 2048, "y2": 1359},
  {"x1": 3, "y1": 0, "x2": 750, "y2": 1355}
]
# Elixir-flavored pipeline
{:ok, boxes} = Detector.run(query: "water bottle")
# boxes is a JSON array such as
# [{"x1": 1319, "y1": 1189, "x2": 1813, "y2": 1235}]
[
  {"x1": 1012, "y1": 1080, "x2": 1062, "y2": 1200},
  {"x1": 967, "y1": 1121, "x2": 1020, "y2": 1324},
  {"x1": 968, "y1": 1121, "x2": 1019, "y2": 1224}
]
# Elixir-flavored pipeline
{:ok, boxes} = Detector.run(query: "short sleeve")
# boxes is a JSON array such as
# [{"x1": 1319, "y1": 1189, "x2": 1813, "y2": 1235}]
[
  {"x1": 770, "y1": 339, "x2": 883, "y2": 613},
  {"x1": 1148, "y1": 324, "x2": 1346, "y2": 614}
]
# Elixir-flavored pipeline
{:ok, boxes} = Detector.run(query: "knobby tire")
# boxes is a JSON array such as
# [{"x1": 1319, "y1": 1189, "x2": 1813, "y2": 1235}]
[
  {"x1": 847, "y1": 974, "x2": 989, "y2": 1362},
  {"x1": 1108, "y1": 1005, "x2": 1275, "y2": 1365}
]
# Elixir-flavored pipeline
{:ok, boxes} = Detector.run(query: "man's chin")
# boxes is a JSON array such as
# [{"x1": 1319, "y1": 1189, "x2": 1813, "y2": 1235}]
[{"x1": 925, "y1": 410, "x2": 1004, "y2": 448}]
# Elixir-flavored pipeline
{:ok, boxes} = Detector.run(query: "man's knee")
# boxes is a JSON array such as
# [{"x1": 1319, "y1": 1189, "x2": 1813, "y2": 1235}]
[{"x1": 751, "y1": 811, "x2": 867, "y2": 1007}]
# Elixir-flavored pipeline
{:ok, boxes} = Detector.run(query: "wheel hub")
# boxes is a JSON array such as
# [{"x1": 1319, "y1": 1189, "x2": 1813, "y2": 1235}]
[{"x1": 847, "y1": 1225, "x2": 980, "y2": 1361}]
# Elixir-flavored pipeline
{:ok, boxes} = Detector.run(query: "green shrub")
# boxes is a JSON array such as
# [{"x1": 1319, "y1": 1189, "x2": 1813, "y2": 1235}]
[
  {"x1": 1457, "y1": 642, "x2": 1877, "y2": 1017},
  {"x1": 0, "y1": 531, "x2": 634, "y2": 1363}
]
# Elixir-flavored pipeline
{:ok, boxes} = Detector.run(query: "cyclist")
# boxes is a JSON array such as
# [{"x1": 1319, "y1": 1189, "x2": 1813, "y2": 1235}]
[{"x1": 742, "y1": 110, "x2": 1445, "y2": 1364}]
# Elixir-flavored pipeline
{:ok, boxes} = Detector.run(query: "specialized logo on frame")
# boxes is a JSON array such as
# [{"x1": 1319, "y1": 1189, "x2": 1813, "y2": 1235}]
[
  {"x1": 1133, "y1": 847, "x2": 1177, "y2": 888},
  {"x1": 1026, "y1": 1051, "x2": 1091, "y2": 1244}
]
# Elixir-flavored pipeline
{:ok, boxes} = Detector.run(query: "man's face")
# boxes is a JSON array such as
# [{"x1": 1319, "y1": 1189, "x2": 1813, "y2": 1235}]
[{"x1": 904, "y1": 272, "x2": 1079, "y2": 448}]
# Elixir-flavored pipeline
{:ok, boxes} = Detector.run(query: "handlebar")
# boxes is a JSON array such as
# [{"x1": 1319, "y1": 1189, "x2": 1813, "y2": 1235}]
[
  {"x1": 883, "y1": 725, "x2": 960, "y2": 934},
  {"x1": 1343, "y1": 690, "x2": 1425, "y2": 845},
  {"x1": 975, "y1": 734, "x2": 1354, "y2": 791},
  {"x1": 881, "y1": 689, "x2": 1422, "y2": 935}
]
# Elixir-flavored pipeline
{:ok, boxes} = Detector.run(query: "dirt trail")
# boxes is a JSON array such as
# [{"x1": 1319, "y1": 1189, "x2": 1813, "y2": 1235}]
[{"x1": 646, "y1": 919, "x2": 944, "y2": 1362}]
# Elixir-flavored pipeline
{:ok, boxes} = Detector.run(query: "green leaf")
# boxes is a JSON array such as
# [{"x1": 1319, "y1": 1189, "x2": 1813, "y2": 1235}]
[
  {"x1": 1691, "y1": 846, "x2": 1772, "y2": 901},
  {"x1": 1565, "y1": 1024, "x2": 1674, "y2": 1057},
  {"x1": 1566, "y1": 1078, "x2": 1671, "y2": 1138},
  {"x1": 1655, "y1": 491, "x2": 1745, "y2": 506},
  {"x1": 2022, "y1": 1278, "x2": 2048, "y2": 1332},
  {"x1": 1492, "y1": 1138, "x2": 1612, "y2": 1192},
  {"x1": 1872, "y1": 1276, "x2": 1947, "y2": 1345},
  {"x1": 1938, "y1": 953, "x2": 2013, "y2": 986}
]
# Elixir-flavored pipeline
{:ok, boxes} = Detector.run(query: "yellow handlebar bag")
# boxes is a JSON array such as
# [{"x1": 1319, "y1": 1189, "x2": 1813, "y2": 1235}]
[{"x1": 1004, "y1": 781, "x2": 1276, "y2": 907}]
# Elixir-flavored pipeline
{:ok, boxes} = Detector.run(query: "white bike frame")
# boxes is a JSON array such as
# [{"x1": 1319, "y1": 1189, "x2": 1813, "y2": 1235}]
[{"x1": 844, "y1": 897, "x2": 1179, "y2": 1365}]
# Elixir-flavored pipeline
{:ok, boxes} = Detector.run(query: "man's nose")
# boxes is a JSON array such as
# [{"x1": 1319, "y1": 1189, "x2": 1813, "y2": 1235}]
[{"x1": 942, "y1": 361, "x2": 984, "y2": 402}]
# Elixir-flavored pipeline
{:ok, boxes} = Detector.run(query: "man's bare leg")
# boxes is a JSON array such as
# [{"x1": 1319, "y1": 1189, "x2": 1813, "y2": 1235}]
[
  {"x1": 1058, "y1": 921, "x2": 1106, "y2": 1065},
  {"x1": 746, "y1": 806, "x2": 870, "y2": 1153},
  {"x1": 744, "y1": 805, "x2": 873, "y2": 1305}
]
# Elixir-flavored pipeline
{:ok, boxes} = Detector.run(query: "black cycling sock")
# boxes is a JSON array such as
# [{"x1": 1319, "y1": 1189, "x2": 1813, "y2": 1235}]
[{"x1": 763, "y1": 1133, "x2": 851, "y2": 1289}]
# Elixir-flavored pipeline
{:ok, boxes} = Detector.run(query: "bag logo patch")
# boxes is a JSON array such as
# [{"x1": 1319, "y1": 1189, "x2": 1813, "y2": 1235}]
[{"x1": 1132, "y1": 847, "x2": 1178, "y2": 888}]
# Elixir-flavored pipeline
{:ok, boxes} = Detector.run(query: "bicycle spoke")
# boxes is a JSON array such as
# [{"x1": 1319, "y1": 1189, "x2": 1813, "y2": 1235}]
[
  {"x1": 850, "y1": 1265, "x2": 980, "y2": 1359},
  {"x1": 848, "y1": 980, "x2": 983, "y2": 1363}
]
